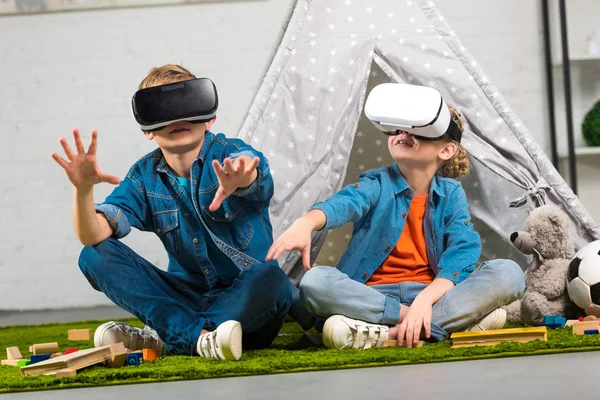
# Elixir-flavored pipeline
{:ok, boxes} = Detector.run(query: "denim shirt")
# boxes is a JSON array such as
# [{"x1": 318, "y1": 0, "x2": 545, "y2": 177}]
[
  {"x1": 312, "y1": 163, "x2": 481, "y2": 285},
  {"x1": 95, "y1": 131, "x2": 274, "y2": 289}
]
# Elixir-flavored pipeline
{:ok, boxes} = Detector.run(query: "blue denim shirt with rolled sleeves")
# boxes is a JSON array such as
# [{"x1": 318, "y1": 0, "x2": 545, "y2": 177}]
[
  {"x1": 94, "y1": 131, "x2": 274, "y2": 290},
  {"x1": 311, "y1": 163, "x2": 482, "y2": 286}
]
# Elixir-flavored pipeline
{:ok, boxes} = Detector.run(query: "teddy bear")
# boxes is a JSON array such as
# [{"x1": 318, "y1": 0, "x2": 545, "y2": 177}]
[{"x1": 503, "y1": 205, "x2": 580, "y2": 325}]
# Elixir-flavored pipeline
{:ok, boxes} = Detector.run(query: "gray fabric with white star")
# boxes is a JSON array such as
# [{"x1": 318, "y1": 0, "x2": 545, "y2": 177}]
[{"x1": 237, "y1": 0, "x2": 600, "y2": 285}]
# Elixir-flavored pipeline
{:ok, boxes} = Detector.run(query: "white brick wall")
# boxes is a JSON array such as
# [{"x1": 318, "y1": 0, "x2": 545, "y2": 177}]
[
  {"x1": 1, "y1": 0, "x2": 583, "y2": 310},
  {"x1": 0, "y1": 0, "x2": 296, "y2": 309}
]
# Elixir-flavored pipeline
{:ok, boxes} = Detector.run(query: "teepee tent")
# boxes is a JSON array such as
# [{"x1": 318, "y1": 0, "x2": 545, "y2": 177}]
[{"x1": 237, "y1": 0, "x2": 600, "y2": 284}]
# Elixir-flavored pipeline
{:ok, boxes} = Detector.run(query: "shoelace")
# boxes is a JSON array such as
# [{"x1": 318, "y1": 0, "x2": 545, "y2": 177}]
[
  {"x1": 121, "y1": 325, "x2": 163, "y2": 352},
  {"x1": 351, "y1": 323, "x2": 388, "y2": 349},
  {"x1": 197, "y1": 331, "x2": 222, "y2": 359}
]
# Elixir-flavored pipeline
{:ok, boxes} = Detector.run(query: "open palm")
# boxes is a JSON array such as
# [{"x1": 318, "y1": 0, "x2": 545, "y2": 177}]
[{"x1": 52, "y1": 129, "x2": 120, "y2": 189}]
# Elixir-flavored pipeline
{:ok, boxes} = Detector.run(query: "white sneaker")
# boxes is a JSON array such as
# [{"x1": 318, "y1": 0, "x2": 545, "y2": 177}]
[
  {"x1": 196, "y1": 320, "x2": 242, "y2": 361},
  {"x1": 94, "y1": 321, "x2": 165, "y2": 354},
  {"x1": 465, "y1": 308, "x2": 507, "y2": 331},
  {"x1": 322, "y1": 315, "x2": 389, "y2": 350}
]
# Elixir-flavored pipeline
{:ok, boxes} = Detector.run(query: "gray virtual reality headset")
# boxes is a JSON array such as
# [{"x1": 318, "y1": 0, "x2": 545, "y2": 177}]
[
  {"x1": 132, "y1": 78, "x2": 218, "y2": 132},
  {"x1": 364, "y1": 83, "x2": 462, "y2": 143}
]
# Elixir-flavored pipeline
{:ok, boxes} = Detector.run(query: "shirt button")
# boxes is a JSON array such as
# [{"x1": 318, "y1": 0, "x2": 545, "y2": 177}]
[
  {"x1": 453, "y1": 272, "x2": 459, "y2": 278},
  {"x1": 385, "y1": 245, "x2": 391, "y2": 251},
  {"x1": 406, "y1": 189, "x2": 412, "y2": 195},
  {"x1": 204, "y1": 269, "x2": 209, "y2": 275},
  {"x1": 193, "y1": 238, "x2": 199, "y2": 244},
  {"x1": 156, "y1": 228, "x2": 162, "y2": 233},
  {"x1": 244, "y1": 260, "x2": 249, "y2": 266},
  {"x1": 170, "y1": 180, "x2": 175, "y2": 185},
  {"x1": 224, "y1": 213, "x2": 230, "y2": 219},
  {"x1": 353, "y1": 183, "x2": 359, "y2": 188},
  {"x1": 465, "y1": 220, "x2": 471, "y2": 225},
  {"x1": 184, "y1": 212, "x2": 190, "y2": 218},
  {"x1": 402, "y1": 212, "x2": 407, "y2": 219},
  {"x1": 362, "y1": 272, "x2": 368, "y2": 279}
]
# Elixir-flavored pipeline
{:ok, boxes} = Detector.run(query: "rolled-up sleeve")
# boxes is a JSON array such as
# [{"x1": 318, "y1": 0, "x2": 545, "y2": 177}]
[{"x1": 94, "y1": 167, "x2": 150, "y2": 239}]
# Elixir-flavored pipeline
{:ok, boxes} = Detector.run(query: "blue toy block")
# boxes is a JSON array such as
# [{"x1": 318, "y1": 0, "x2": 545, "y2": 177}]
[
  {"x1": 584, "y1": 329, "x2": 599, "y2": 335},
  {"x1": 553, "y1": 316, "x2": 567, "y2": 327},
  {"x1": 543, "y1": 315, "x2": 567, "y2": 328},
  {"x1": 30, "y1": 353, "x2": 51, "y2": 364},
  {"x1": 126, "y1": 352, "x2": 144, "y2": 366}
]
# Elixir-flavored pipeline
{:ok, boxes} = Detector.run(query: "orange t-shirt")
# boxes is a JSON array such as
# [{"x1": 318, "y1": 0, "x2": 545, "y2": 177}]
[{"x1": 366, "y1": 195, "x2": 435, "y2": 285}]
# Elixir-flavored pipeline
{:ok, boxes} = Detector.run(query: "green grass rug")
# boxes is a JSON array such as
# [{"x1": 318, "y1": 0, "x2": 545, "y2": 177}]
[{"x1": 2, "y1": 318, "x2": 600, "y2": 393}]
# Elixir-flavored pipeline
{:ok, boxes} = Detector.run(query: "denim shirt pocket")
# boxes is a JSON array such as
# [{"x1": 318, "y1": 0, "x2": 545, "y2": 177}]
[
  {"x1": 152, "y1": 209, "x2": 183, "y2": 259},
  {"x1": 200, "y1": 198, "x2": 254, "y2": 251}
]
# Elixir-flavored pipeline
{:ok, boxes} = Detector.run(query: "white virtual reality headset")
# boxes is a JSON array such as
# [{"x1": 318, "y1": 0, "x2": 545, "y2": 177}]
[{"x1": 364, "y1": 83, "x2": 462, "y2": 143}]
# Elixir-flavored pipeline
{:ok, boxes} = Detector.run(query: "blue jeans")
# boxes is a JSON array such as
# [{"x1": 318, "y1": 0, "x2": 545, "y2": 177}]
[
  {"x1": 78, "y1": 238, "x2": 292, "y2": 355},
  {"x1": 299, "y1": 260, "x2": 525, "y2": 341}
]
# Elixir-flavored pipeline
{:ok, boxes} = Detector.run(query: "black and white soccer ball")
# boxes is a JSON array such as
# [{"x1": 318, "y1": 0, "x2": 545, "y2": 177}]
[{"x1": 566, "y1": 240, "x2": 600, "y2": 316}]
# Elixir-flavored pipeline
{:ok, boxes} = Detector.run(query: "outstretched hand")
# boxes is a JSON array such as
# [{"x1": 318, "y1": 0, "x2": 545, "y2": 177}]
[
  {"x1": 209, "y1": 156, "x2": 259, "y2": 212},
  {"x1": 51, "y1": 129, "x2": 120, "y2": 190},
  {"x1": 266, "y1": 219, "x2": 313, "y2": 270}
]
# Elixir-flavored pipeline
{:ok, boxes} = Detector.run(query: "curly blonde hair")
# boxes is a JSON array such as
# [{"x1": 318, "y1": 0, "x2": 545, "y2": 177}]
[
  {"x1": 437, "y1": 106, "x2": 470, "y2": 180},
  {"x1": 138, "y1": 64, "x2": 196, "y2": 90}
]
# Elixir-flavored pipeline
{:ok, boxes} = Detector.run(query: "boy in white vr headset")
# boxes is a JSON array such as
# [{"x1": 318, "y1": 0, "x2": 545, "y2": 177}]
[
  {"x1": 52, "y1": 64, "x2": 297, "y2": 361},
  {"x1": 267, "y1": 83, "x2": 525, "y2": 349}
]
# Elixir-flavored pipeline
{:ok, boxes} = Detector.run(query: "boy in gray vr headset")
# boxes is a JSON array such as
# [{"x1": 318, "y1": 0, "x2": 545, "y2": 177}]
[
  {"x1": 52, "y1": 64, "x2": 295, "y2": 361},
  {"x1": 268, "y1": 83, "x2": 524, "y2": 350}
]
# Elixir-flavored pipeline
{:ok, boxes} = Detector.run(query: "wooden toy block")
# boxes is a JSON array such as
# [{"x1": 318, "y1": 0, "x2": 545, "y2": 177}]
[
  {"x1": 566, "y1": 319, "x2": 579, "y2": 327},
  {"x1": 17, "y1": 360, "x2": 31, "y2": 367},
  {"x1": 6, "y1": 346, "x2": 22, "y2": 360},
  {"x1": 126, "y1": 351, "x2": 143, "y2": 367},
  {"x1": 64, "y1": 348, "x2": 78, "y2": 355},
  {"x1": 29, "y1": 342, "x2": 59, "y2": 355},
  {"x1": 44, "y1": 368, "x2": 77, "y2": 378},
  {"x1": 110, "y1": 343, "x2": 128, "y2": 368},
  {"x1": 50, "y1": 353, "x2": 64, "y2": 359},
  {"x1": 30, "y1": 354, "x2": 52, "y2": 364},
  {"x1": 584, "y1": 329, "x2": 599, "y2": 335},
  {"x1": 142, "y1": 348, "x2": 159, "y2": 362},
  {"x1": 450, "y1": 327, "x2": 547, "y2": 348},
  {"x1": 68, "y1": 329, "x2": 91, "y2": 341},
  {"x1": 1, "y1": 359, "x2": 25, "y2": 366},
  {"x1": 56, "y1": 368, "x2": 77, "y2": 378},
  {"x1": 382, "y1": 340, "x2": 425, "y2": 348},
  {"x1": 583, "y1": 315, "x2": 599, "y2": 321},
  {"x1": 20, "y1": 345, "x2": 112, "y2": 376},
  {"x1": 571, "y1": 321, "x2": 599, "y2": 335}
]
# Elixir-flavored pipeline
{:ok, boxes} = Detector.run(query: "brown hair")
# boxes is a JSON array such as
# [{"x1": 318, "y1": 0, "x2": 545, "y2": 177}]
[
  {"x1": 437, "y1": 106, "x2": 470, "y2": 179},
  {"x1": 138, "y1": 64, "x2": 196, "y2": 90}
]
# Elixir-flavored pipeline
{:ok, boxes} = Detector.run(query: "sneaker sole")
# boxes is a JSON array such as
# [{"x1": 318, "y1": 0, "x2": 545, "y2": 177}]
[
  {"x1": 219, "y1": 321, "x2": 243, "y2": 361},
  {"x1": 322, "y1": 315, "x2": 346, "y2": 349},
  {"x1": 94, "y1": 321, "x2": 118, "y2": 348}
]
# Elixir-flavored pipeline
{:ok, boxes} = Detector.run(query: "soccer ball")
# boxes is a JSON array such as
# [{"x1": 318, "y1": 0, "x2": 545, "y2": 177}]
[{"x1": 566, "y1": 240, "x2": 600, "y2": 316}]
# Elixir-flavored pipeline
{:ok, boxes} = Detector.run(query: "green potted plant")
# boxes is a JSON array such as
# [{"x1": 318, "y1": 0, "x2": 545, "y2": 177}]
[{"x1": 582, "y1": 99, "x2": 600, "y2": 147}]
